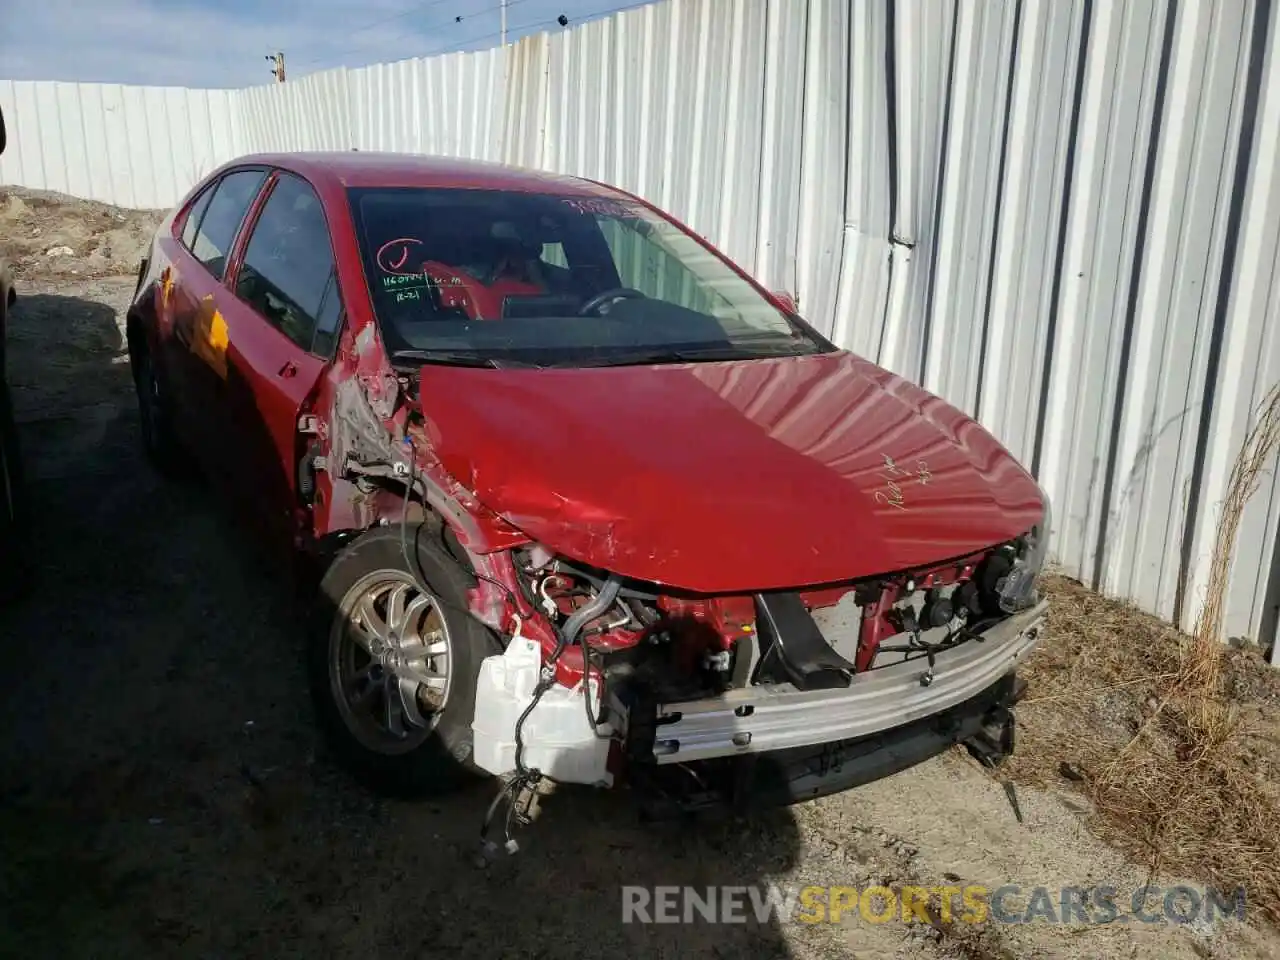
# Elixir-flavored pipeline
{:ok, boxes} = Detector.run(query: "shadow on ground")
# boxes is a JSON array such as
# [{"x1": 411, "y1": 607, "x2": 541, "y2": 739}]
[{"x1": 0, "y1": 283, "x2": 804, "y2": 958}]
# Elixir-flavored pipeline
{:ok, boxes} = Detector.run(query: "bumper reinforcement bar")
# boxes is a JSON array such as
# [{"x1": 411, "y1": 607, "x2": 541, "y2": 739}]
[{"x1": 648, "y1": 600, "x2": 1048, "y2": 764}]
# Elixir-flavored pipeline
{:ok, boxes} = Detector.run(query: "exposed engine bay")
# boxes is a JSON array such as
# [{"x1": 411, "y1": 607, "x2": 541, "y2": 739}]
[{"x1": 456, "y1": 521, "x2": 1049, "y2": 855}]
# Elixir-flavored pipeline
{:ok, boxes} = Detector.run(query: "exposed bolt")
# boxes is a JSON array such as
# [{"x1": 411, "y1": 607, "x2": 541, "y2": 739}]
[{"x1": 704, "y1": 651, "x2": 732, "y2": 672}]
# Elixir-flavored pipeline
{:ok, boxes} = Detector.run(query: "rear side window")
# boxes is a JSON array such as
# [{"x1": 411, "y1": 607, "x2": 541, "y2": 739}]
[
  {"x1": 235, "y1": 173, "x2": 341, "y2": 354},
  {"x1": 180, "y1": 185, "x2": 215, "y2": 250},
  {"x1": 191, "y1": 169, "x2": 267, "y2": 281}
]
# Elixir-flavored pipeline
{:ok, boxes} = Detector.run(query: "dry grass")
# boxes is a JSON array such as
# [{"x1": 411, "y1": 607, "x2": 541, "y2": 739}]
[{"x1": 1007, "y1": 382, "x2": 1280, "y2": 925}]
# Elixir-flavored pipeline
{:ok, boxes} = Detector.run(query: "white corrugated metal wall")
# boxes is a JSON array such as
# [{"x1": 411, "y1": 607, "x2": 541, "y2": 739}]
[
  {"x1": 0, "y1": 79, "x2": 244, "y2": 208},
  {"x1": 0, "y1": 0, "x2": 1277, "y2": 656}
]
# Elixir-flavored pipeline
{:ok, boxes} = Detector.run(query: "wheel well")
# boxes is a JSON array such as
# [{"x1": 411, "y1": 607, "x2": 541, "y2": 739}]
[
  {"x1": 376, "y1": 480, "x2": 440, "y2": 533},
  {"x1": 309, "y1": 506, "x2": 450, "y2": 581},
  {"x1": 126, "y1": 312, "x2": 145, "y2": 356},
  {"x1": 125, "y1": 293, "x2": 159, "y2": 358}
]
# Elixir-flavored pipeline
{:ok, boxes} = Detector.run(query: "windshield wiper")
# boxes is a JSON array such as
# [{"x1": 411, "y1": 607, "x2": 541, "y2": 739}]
[
  {"x1": 565, "y1": 349, "x2": 709, "y2": 368},
  {"x1": 565, "y1": 343, "x2": 814, "y2": 368},
  {"x1": 391, "y1": 350, "x2": 536, "y2": 369},
  {"x1": 728, "y1": 331, "x2": 831, "y2": 354}
]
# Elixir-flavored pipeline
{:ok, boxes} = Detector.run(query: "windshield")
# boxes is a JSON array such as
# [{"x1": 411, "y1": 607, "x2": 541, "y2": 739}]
[{"x1": 347, "y1": 187, "x2": 830, "y2": 368}]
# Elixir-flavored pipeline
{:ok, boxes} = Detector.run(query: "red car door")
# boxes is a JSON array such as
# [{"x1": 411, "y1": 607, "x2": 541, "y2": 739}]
[
  {"x1": 163, "y1": 168, "x2": 269, "y2": 483},
  {"x1": 152, "y1": 180, "x2": 214, "y2": 443},
  {"x1": 218, "y1": 170, "x2": 344, "y2": 551}
]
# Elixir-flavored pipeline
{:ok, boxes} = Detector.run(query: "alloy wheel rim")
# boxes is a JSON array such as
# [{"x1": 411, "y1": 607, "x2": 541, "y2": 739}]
[{"x1": 330, "y1": 571, "x2": 452, "y2": 755}]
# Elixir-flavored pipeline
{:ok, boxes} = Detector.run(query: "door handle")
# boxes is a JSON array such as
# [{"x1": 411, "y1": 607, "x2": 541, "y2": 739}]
[{"x1": 278, "y1": 361, "x2": 298, "y2": 379}]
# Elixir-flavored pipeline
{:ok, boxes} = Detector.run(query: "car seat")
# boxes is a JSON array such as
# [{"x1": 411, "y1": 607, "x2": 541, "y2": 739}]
[{"x1": 418, "y1": 232, "x2": 547, "y2": 320}]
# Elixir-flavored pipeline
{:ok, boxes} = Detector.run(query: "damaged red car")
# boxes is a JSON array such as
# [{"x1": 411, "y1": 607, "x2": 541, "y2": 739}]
[{"x1": 127, "y1": 152, "x2": 1050, "y2": 836}]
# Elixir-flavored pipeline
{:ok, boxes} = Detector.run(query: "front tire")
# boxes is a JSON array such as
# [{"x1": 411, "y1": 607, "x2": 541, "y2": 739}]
[{"x1": 308, "y1": 523, "x2": 499, "y2": 797}]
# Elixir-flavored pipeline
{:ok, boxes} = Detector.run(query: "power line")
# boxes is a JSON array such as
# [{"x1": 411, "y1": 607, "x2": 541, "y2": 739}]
[
  {"x1": 295, "y1": 0, "x2": 460, "y2": 69},
  {"x1": 445, "y1": 0, "x2": 657, "y2": 49},
  {"x1": 299, "y1": 0, "x2": 656, "y2": 77},
  {"x1": 442, "y1": 0, "x2": 656, "y2": 51},
  {"x1": 300, "y1": 0, "x2": 536, "y2": 72},
  {"x1": 408, "y1": 7, "x2": 545, "y2": 56}
]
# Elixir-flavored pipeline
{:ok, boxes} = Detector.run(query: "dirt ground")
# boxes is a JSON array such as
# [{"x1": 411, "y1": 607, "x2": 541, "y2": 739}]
[
  {"x1": 1, "y1": 187, "x2": 163, "y2": 283},
  {"x1": 2, "y1": 192, "x2": 1279, "y2": 959}
]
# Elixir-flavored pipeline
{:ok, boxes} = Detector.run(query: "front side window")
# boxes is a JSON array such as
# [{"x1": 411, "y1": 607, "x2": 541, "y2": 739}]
[
  {"x1": 191, "y1": 169, "x2": 267, "y2": 281},
  {"x1": 347, "y1": 187, "x2": 828, "y2": 368},
  {"x1": 235, "y1": 173, "x2": 341, "y2": 354}
]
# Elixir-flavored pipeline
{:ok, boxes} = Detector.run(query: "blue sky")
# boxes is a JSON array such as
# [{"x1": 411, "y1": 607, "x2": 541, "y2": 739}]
[{"x1": 0, "y1": 0, "x2": 626, "y2": 89}]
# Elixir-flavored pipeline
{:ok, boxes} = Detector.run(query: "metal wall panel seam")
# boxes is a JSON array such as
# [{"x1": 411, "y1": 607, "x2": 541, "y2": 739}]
[
  {"x1": 1153, "y1": 0, "x2": 1256, "y2": 622},
  {"x1": 794, "y1": 0, "x2": 850, "y2": 337},
  {"x1": 972, "y1": 0, "x2": 1026, "y2": 431},
  {"x1": 1044, "y1": 0, "x2": 1133, "y2": 586},
  {"x1": 1180, "y1": 0, "x2": 1280, "y2": 640},
  {"x1": 1102, "y1": 0, "x2": 1212, "y2": 610}
]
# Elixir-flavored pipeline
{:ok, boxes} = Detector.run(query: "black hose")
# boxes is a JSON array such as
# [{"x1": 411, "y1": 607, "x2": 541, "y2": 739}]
[
  {"x1": 578, "y1": 637, "x2": 605, "y2": 736},
  {"x1": 552, "y1": 559, "x2": 659, "y2": 601},
  {"x1": 510, "y1": 574, "x2": 623, "y2": 780},
  {"x1": 399, "y1": 441, "x2": 416, "y2": 583},
  {"x1": 513, "y1": 557, "x2": 539, "y2": 611},
  {"x1": 513, "y1": 675, "x2": 554, "y2": 777},
  {"x1": 479, "y1": 778, "x2": 516, "y2": 841},
  {"x1": 561, "y1": 576, "x2": 622, "y2": 645}
]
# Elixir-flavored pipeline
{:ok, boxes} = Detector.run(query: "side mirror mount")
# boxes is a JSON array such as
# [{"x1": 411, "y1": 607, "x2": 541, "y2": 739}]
[{"x1": 772, "y1": 290, "x2": 798, "y2": 314}]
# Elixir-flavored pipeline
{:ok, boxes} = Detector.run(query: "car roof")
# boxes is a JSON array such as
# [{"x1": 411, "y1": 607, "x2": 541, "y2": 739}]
[{"x1": 231, "y1": 151, "x2": 616, "y2": 198}]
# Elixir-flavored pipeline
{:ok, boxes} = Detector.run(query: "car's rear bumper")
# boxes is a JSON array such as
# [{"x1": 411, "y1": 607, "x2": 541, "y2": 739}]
[{"x1": 646, "y1": 600, "x2": 1047, "y2": 765}]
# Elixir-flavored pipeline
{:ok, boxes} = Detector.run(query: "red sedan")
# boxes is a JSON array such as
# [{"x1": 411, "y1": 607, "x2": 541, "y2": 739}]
[{"x1": 127, "y1": 152, "x2": 1049, "y2": 839}]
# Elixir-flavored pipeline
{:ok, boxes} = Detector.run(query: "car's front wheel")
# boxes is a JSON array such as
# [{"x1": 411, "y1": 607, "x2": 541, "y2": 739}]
[{"x1": 308, "y1": 523, "x2": 498, "y2": 797}]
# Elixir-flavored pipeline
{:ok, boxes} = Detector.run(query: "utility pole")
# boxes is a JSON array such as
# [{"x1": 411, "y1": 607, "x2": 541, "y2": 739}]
[
  {"x1": 266, "y1": 51, "x2": 286, "y2": 83},
  {"x1": 500, "y1": 0, "x2": 507, "y2": 45}
]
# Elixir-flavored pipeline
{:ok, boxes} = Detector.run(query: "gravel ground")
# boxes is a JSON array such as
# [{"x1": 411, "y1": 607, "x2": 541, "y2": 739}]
[{"x1": 1, "y1": 261, "x2": 1277, "y2": 956}]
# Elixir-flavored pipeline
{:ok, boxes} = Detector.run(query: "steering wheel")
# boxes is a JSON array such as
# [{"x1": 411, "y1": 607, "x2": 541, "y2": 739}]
[{"x1": 578, "y1": 287, "x2": 647, "y2": 316}]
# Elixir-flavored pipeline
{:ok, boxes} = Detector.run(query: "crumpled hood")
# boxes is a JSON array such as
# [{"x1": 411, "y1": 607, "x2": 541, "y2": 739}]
[{"x1": 417, "y1": 351, "x2": 1045, "y2": 593}]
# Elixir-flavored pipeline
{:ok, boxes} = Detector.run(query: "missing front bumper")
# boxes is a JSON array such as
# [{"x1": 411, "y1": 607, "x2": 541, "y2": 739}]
[
  {"x1": 640, "y1": 600, "x2": 1047, "y2": 765},
  {"x1": 632, "y1": 671, "x2": 1023, "y2": 816}
]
